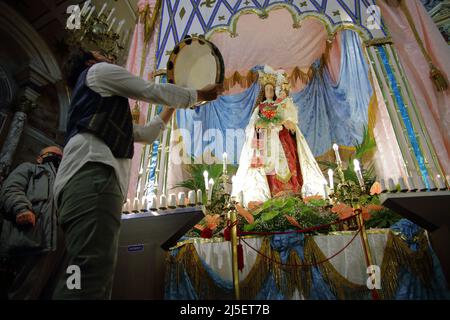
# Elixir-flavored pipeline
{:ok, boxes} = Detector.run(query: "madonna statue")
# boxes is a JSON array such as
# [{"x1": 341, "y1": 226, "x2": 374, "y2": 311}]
[{"x1": 232, "y1": 69, "x2": 328, "y2": 207}]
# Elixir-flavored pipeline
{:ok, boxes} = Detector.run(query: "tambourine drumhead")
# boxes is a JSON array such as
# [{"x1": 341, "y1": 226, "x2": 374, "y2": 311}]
[{"x1": 167, "y1": 36, "x2": 224, "y2": 90}]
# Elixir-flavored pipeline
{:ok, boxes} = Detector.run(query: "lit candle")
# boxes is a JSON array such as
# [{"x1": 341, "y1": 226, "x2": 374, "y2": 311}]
[
  {"x1": 106, "y1": 8, "x2": 116, "y2": 22},
  {"x1": 168, "y1": 194, "x2": 177, "y2": 208},
  {"x1": 188, "y1": 190, "x2": 196, "y2": 206},
  {"x1": 223, "y1": 152, "x2": 228, "y2": 173},
  {"x1": 98, "y1": 3, "x2": 107, "y2": 17},
  {"x1": 108, "y1": 17, "x2": 116, "y2": 32},
  {"x1": 332, "y1": 144, "x2": 342, "y2": 165},
  {"x1": 353, "y1": 159, "x2": 364, "y2": 188},
  {"x1": 81, "y1": 0, "x2": 91, "y2": 16},
  {"x1": 327, "y1": 169, "x2": 334, "y2": 190},
  {"x1": 116, "y1": 20, "x2": 125, "y2": 34},
  {"x1": 159, "y1": 195, "x2": 167, "y2": 209},
  {"x1": 85, "y1": 6, "x2": 95, "y2": 22},
  {"x1": 203, "y1": 171, "x2": 209, "y2": 191},
  {"x1": 141, "y1": 197, "x2": 148, "y2": 212},
  {"x1": 196, "y1": 189, "x2": 203, "y2": 205},
  {"x1": 207, "y1": 179, "x2": 214, "y2": 203},
  {"x1": 178, "y1": 192, "x2": 186, "y2": 207},
  {"x1": 150, "y1": 195, "x2": 158, "y2": 211},
  {"x1": 436, "y1": 175, "x2": 447, "y2": 190}
]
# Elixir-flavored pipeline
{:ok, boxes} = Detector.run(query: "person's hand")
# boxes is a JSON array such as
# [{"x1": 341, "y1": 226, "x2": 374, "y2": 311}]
[
  {"x1": 283, "y1": 120, "x2": 296, "y2": 133},
  {"x1": 197, "y1": 84, "x2": 224, "y2": 102},
  {"x1": 16, "y1": 210, "x2": 36, "y2": 227}
]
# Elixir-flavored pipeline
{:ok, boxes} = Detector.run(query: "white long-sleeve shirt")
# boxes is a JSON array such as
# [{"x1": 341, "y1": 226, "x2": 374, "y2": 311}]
[{"x1": 53, "y1": 62, "x2": 197, "y2": 204}]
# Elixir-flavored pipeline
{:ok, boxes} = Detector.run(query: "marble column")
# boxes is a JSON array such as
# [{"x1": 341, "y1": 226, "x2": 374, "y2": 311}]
[{"x1": 0, "y1": 95, "x2": 35, "y2": 178}]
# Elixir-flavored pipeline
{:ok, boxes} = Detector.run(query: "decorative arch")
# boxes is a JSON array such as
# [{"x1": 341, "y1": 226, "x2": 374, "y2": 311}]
[
  {"x1": 205, "y1": 3, "x2": 373, "y2": 43},
  {"x1": 155, "y1": 0, "x2": 389, "y2": 69}
]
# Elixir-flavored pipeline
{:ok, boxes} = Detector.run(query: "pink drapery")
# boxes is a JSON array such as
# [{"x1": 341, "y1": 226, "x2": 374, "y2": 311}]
[
  {"x1": 379, "y1": 0, "x2": 450, "y2": 176},
  {"x1": 126, "y1": 0, "x2": 158, "y2": 202}
]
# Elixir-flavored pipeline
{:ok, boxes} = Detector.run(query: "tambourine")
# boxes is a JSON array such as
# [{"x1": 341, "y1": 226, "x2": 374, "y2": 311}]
[{"x1": 167, "y1": 35, "x2": 224, "y2": 100}]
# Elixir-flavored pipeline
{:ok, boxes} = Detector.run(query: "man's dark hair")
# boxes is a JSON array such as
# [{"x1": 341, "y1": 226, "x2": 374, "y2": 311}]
[{"x1": 63, "y1": 47, "x2": 94, "y2": 88}]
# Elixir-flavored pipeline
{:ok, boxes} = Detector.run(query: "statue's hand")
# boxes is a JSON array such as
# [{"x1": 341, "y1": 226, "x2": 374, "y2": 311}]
[{"x1": 282, "y1": 120, "x2": 296, "y2": 133}]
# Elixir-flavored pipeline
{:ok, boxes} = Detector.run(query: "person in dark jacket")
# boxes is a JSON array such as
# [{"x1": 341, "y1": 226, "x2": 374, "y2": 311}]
[{"x1": 0, "y1": 146, "x2": 65, "y2": 299}]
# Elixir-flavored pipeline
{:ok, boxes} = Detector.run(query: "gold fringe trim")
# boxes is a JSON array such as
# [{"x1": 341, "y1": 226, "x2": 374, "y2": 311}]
[
  {"x1": 379, "y1": 231, "x2": 433, "y2": 300},
  {"x1": 167, "y1": 231, "x2": 435, "y2": 299}
]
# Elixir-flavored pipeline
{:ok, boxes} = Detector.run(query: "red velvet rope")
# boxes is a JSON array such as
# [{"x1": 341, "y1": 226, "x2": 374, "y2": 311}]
[{"x1": 240, "y1": 228, "x2": 361, "y2": 268}]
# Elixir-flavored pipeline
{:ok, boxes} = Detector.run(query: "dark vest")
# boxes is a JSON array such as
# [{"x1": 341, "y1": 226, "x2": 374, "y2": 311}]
[{"x1": 65, "y1": 67, "x2": 134, "y2": 158}]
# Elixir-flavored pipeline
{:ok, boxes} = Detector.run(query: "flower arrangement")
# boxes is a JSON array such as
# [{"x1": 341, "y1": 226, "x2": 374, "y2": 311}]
[{"x1": 256, "y1": 101, "x2": 282, "y2": 126}]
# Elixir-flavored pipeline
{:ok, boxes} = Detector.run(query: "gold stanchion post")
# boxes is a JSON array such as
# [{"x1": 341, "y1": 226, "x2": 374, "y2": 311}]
[
  {"x1": 229, "y1": 207, "x2": 240, "y2": 300},
  {"x1": 355, "y1": 206, "x2": 380, "y2": 300}
]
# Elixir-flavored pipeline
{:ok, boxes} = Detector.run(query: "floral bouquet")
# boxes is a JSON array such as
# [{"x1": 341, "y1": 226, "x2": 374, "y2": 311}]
[{"x1": 256, "y1": 102, "x2": 282, "y2": 127}]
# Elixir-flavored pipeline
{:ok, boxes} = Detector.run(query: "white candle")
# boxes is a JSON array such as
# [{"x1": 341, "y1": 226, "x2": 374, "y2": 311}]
[
  {"x1": 85, "y1": 6, "x2": 95, "y2": 22},
  {"x1": 207, "y1": 179, "x2": 214, "y2": 202},
  {"x1": 353, "y1": 159, "x2": 364, "y2": 188},
  {"x1": 98, "y1": 3, "x2": 107, "y2": 17},
  {"x1": 203, "y1": 171, "x2": 209, "y2": 191},
  {"x1": 141, "y1": 197, "x2": 148, "y2": 211},
  {"x1": 178, "y1": 192, "x2": 186, "y2": 207},
  {"x1": 150, "y1": 195, "x2": 158, "y2": 211},
  {"x1": 81, "y1": 0, "x2": 91, "y2": 16},
  {"x1": 132, "y1": 197, "x2": 140, "y2": 212},
  {"x1": 168, "y1": 194, "x2": 177, "y2": 208},
  {"x1": 123, "y1": 199, "x2": 130, "y2": 213},
  {"x1": 106, "y1": 8, "x2": 115, "y2": 22},
  {"x1": 327, "y1": 169, "x2": 334, "y2": 190},
  {"x1": 108, "y1": 17, "x2": 116, "y2": 32},
  {"x1": 116, "y1": 20, "x2": 125, "y2": 34},
  {"x1": 332, "y1": 144, "x2": 342, "y2": 165},
  {"x1": 196, "y1": 189, "x2": 203, "y2": 205},
  {"x1": 188, "y1": 190, "x2": 196, "y2": 206},
  {"x1": 223, "y1": 152, "x2": 228, "y2": 173},
  {"x1": 159, "y1": 195, "x2": 167, "y2": 209}
]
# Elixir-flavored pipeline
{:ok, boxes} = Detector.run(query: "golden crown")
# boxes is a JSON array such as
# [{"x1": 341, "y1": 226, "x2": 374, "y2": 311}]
[
  {"x1": 258, "y1": 73, "x2": 277, "y2": 87},
  {"x1": 65, "y1": 1, "x2": 130, "y2": 58}
]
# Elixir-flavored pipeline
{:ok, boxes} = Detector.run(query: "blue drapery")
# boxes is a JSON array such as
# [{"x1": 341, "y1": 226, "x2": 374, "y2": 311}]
[
  {"x1": 176, "y1": 30, "x2": 372, "y2": 157},
  {"x1": 165, "y1": 221, "x2": 450, "y2": 300}
]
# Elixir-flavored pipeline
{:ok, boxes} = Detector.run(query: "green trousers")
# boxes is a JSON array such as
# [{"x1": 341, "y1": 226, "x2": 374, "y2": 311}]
[{"x1": 52, "y1": 162, "x2": 123, "y2": 300}]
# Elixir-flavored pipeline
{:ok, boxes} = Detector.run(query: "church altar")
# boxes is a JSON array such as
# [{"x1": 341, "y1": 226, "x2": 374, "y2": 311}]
[
  {"x1": 119, "y1": 0, "x2": 450, "y2": 300},
  {"x1": 165, "y1": 222, "x2": 449, "y2": 300}
]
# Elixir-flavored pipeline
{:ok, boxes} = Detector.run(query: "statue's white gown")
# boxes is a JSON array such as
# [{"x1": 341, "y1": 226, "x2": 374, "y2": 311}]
[{"x1": 232, "y1": 97, "x2": 327, "y2": 207}]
